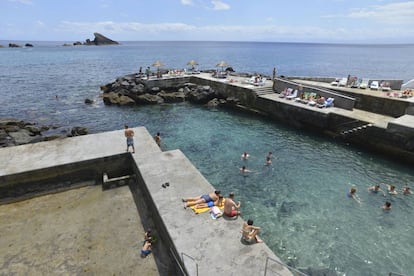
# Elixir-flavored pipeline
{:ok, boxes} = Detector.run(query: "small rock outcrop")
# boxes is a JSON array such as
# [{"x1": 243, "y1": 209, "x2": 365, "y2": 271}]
[
  {"x1": 100, "y1": 74, "x2": 233, "y2": 107},
  {"x1": 9, "y1": 43, "x2": 22, "y2": 48},
  {"x1": 25, "y1": 43, "x2": 34, "y2": 47},
  {"x1": 85, "y1": 32, "x2": 119, "y2": 45},
  {"x1": 0, "y1": 118, "x2": 89, "y2": 147}
]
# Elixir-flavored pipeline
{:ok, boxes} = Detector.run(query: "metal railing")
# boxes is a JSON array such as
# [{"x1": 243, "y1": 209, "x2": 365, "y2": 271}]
[
  {"x1": 264, "y1": 257, "x2": 309, "y2": 276},
  {"x1": 389, "y1": 272, "x2": 405, "y2": 276},
  {"x1": 181, "y1": 252, "x2": 198, "y2": 276}
]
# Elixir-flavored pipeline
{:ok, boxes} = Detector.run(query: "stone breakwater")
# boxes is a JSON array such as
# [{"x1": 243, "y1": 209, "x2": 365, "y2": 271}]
[
  {"x1": 100, "y1": 74, "x2": 241, "y2": 107},
  {"x1": 0, "y1": 118, "x2": 88, "y2": 148}
]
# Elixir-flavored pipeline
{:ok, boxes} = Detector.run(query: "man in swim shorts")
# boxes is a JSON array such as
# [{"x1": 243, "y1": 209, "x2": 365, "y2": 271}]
[
  {"x1": 182, "y1": 190, "x2": 221, "y2": 208},
  {"x1": 124, "y1": 125, "x2": 135, "y2": 153},
  {"x1": 141, "y1": 239, "x2": 152, "y2": 258},
  {"x1": 224, "y1": 192, "x2": 241, "y2": 217}
]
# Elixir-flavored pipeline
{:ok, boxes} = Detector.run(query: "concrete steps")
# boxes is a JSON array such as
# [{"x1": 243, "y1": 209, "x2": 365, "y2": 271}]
[{"x1": 254, "y1": 86, "x2": 275, "y2": 95}]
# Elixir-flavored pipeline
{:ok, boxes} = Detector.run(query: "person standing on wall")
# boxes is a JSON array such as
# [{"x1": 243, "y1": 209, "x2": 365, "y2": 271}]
[{"x1": 124, "y1": 125, "x2": 135, "y2": 153}]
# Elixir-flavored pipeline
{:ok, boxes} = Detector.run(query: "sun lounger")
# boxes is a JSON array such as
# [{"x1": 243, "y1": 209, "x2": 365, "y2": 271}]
[
  {"x1": 286, "y1": 89, "x2": 298, "y2": 100},
  {"x1": 359, "y1": 78, "x2": 370, "y2": 89},
  {"x1": 279, "y1": 88, "x2": 293, "y2": 98},
  {"x1": 380, "y1": 81, "x2": 391, "y2": 91},
  {"x1": 370, "y1": 81, "x2": 379, "y2": 90},
  {"x1": 317, "y1": 97, "x2": 334, "y2": 108},
  {"x1": 338, "y1": 78, "x2": 348, "y2": 87}
]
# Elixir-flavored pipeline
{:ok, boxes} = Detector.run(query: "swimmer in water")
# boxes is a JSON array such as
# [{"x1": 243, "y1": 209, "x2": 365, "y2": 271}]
[
  {"x1": 241, "y1": 152, "x2": 250, "y2": 160},
  {"x1": 348, "y1": 187, "x2": 361, "y2": 204},
  {"x1": 402, "y1": 186, "x2": 413, "y2": 195},
  {"x1": 382, "y1": 201, "x2": 392, "y2": 211},
  {"x1": 240, "y1": 165, "x2": 253, "y2": 175},
  {"x1": 368, "y1": 184, "x2": 385, "y2": 196}
]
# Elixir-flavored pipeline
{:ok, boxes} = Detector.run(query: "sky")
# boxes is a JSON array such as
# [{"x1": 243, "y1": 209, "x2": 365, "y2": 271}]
[{"x1": 1, "y1": 0, "x2": 414, "y2": 43}]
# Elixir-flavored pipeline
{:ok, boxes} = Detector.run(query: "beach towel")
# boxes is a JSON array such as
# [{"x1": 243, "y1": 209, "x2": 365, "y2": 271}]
[{"x1": 190, "y1": 200, "x2": 225, "y2": 215}]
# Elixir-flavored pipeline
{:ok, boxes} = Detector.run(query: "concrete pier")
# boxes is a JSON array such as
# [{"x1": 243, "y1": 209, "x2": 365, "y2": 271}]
[{"x1": 0, "y1": 128, "x2": 293, "y2": 276}]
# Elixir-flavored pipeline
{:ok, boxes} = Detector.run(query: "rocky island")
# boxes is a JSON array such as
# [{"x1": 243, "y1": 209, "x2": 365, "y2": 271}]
[{"x1": 65, "y1": 32, "x2": 119, "y2": 46}]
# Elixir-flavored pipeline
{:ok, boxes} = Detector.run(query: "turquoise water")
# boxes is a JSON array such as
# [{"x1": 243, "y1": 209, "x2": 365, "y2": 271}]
[
  {"x1": 1, "y1": 42, "x2": 414, "y2": 275},
  {"x1": 149, "y1": 104, "x2": 414, "y2": 276}
]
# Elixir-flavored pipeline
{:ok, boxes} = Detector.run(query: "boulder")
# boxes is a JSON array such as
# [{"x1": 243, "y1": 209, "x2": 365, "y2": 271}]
[
  {"x1": 158, "y1": 91, "x2": 186, "y2": 103},
  {"x1": 70, "y1": 127, "x2": 88, "y2": 136},
  {"x1": 25, "y1": 43, "x2": 34, "y2": 47},
  {"x1": 24, "y1": 125, "x2": 42, "y2": 135},
  {"x1": 136, "y1": 94, "x2": 164, "y2": 105},
  {"x1": 102, "y1": 92, "x2": 121, "y2": 105},
  {"x1": 8, "y1": 129, "x2": 35, "y2": 145},
  {"x1": 118, "y1": 95, "x2": 135, "y2": 105},
  {"x1": 187, "y1": 90, "x2": 216, "y2": 104},
  {"x1": 84, "y1": 98, "x2": 94, "y2": 104}
]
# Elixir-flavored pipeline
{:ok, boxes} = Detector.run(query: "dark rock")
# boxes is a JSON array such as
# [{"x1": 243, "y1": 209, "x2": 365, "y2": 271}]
[
  {"x1": 136, "y1": 94, "x2": 164, "y2": 105},
  {"x1": 207, "y1": 98, "x2": 221, "y2": 107},
  {"x1": 70, "y1": 127, "x2": 88, "y2": 136},
  {"x1": 24, "y1": 125, "x2": 42, "y2": 135},
  {"x1": 44, "y1": 135, "x2": 64, "y2": 141},
  {"x1": 158, "y1": 91, "x2": 186, "y2": 103},
  {"x1": 118, "y1": 95, "x2": 135, "y2": 105},
  {"x1": 151, "y1": 87, "x2": 161, "y2": 94},
  {"x1": 102, "y1": 92, "x2": 121, "y2": 105},
  {"x1": 25, "y1": 43, "x2": 33, "y2": 47},
  {"x1": 8, "y1": 129, "x2": 35, "y2": 145},
  {"x1": 84, "y1": 98, "x2": 94, "y2": 104},
  {"x1": 84, "y1": 33, "x2": 119, "y2": 45},
  {"x1": 73, "y1": 41, "x2": 82, "y2": 46},
  {"x1": 9, "y1": 43, "x2": 21, "y2": 48},
  {"x1": 187, "y1": 89, "x2": 216, "y2": 104}
]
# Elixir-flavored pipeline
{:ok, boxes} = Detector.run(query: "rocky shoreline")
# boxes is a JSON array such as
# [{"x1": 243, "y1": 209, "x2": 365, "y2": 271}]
[{"x1": 0, "y1": 118, "x2": 88, "y2": 148}]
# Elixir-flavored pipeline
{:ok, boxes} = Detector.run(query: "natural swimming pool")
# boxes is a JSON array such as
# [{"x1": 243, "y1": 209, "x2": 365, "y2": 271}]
[{"x1": 126, "y1": 103, "x2": 413, "y2": 276}]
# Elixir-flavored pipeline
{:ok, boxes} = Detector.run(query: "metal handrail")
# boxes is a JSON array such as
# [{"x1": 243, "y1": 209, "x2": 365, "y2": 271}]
[
  {"x1": 264, "y1": 257, "x2": 308, "y2": 276},
  {"x1": 389, "y1": 272, "x2": 405, "y2": 276},
  {"x1": 181, "y1": 252, "x2": 198, "y2": 276}
]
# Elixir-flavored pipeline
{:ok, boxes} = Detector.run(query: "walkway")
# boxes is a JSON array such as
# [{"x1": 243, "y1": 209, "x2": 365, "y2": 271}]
[{"x1": 0, "y1": 128, "x2": 293, "y2": 276}]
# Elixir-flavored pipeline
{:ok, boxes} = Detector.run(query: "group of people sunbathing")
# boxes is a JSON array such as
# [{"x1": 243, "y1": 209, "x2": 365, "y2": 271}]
[
  {"x1": 182, "y1": 190, "x2": 263, "y2": 243},
  {"x1": 347, "y1": 183, "x2": 412, "y2": 210},
  {"x1": 279, "y1": 87, "x2": 334, "y2": 108}
]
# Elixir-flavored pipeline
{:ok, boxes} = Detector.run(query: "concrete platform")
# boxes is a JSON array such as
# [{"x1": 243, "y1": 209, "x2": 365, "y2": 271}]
[
  {"x1": 260, "y1": 93, "x2": 395, "y2": 129},
  {"x1": 0, "y1": 127, "x2": 294, "y2": 275},
  {"x1": 387, "y1": 115, "x2": 414, "y2": 135},
  {"x1": 0, "y1": 185, "x2": 159, "y2": 275}
]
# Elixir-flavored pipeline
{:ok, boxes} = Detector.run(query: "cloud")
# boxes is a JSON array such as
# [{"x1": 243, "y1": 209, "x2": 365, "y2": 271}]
[
  {"x1": 54, "y1": 20, "x2": 414, "y2": 42},
  {"x1": 324, "y1": 1, "x2": 414, "y2": 25},
  {"x1": 211, "y1": 0, "x2": 230, "y2": 10},
  {"x1": 7, "y1": 0, "x2": 32, "y2": 4},
  {"x1": 181, "y1": 0, "x2": 193, "y2": 5}
]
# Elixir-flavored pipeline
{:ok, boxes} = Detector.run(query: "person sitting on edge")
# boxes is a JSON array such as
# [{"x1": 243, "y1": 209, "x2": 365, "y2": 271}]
[
  {"x1": 317, "y1": 96, "x2": 326, "y2": 105},
  {"x1": 182, "y1": 190, "x2": 221, "y2": 209},
  {"x1": 382, "y1": 201, "x2": 392, "y2": 211},
  {"x1": 368, "y1": 184, "x2": 385, "y2": 196},
  {"x1": 154, "y1": 132, "x2": 161, "y2": 147},
  {"x1": 402, "y1": 185, "x2": 413, "y2": 195},
  {"x1": 386, "y1": 184, "x2": 398, "y2": 195},
  {"x1": 194, "y1": 195, "x2": 224, "y2": 209},
  {"x1": 141, "y1": 239, "x2": 152, "y2": 258},
  {"x1": 348, "y1": 187, "x2": 361, "y2": 204},
  {"x1": 241, "y1": 219, "x2": 263, "y2": 243},
  {"x1": 224, "y1": 192, "x2": 241, "y2": 217}
]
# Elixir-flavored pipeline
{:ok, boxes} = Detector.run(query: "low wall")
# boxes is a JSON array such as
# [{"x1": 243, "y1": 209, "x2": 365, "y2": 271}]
[
  {"x1": 273, "y1": 78, "x2": 355, "y2": 110},
  {"x1": 0, "y1": 154, "x2": 133, "y2": 203},
  {"x1": 334, "y1": 90, "x2": 412, "y2": 118},
  {"x1": 189, "y1": 76, "x2": 257, "y2": 106}
]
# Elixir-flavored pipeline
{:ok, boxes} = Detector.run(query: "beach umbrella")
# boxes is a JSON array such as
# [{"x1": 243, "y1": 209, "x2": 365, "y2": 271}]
[
  {"x1": 152, "y1": 60, "x2": 165, "y2": 68},
  {"x1": 216, "y1": 61, "x2": 229, "y2": 71},
  {"x1": 187, "y1": 60, "x2": 199, "y2": 66}
]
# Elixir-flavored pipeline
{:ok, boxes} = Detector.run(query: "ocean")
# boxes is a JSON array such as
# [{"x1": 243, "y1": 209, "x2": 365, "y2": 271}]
[{"x1": 1, "y1": 41, "x2": 414, "y2": 275}]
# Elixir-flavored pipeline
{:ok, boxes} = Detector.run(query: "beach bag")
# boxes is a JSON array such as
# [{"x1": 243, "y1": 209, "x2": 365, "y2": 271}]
[{"x1": 210, "y1": 206, "x2": 223, "y2": 219}]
